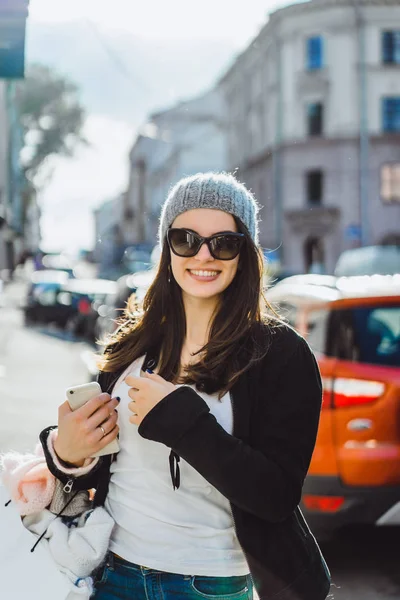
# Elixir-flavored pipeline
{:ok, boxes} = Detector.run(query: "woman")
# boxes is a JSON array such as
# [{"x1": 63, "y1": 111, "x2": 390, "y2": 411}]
[{"x1": 40, "y1": 172, "x2": 331, "y2": 600}]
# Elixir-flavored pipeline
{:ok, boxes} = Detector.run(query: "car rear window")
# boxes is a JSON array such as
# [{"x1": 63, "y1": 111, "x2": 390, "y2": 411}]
[{"x1": 326, "y1": 304, "x2": 400, "y2": 367}]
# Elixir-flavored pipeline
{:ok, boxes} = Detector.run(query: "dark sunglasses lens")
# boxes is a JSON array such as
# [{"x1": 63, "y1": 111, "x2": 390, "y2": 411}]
[
  {"x1": 169, "y1": 230, "x2": 200, "y2": 256},
  {"x1": 210, "y1": 235, "x2": 243, "y2": 259}
]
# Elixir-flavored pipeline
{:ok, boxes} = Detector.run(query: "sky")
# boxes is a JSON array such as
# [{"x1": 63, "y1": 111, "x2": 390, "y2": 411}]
[
  {"x1": 27, "y1": 0, "x2": 300, "y2": 254},
  {"x1": 28, "y1": 0, "x2": 283, "y2": 41}
]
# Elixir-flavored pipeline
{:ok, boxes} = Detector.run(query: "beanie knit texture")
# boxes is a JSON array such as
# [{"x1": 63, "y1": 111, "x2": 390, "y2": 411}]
[{"x1": 158, "y1": 172, "x2": 260, "y2": 246}]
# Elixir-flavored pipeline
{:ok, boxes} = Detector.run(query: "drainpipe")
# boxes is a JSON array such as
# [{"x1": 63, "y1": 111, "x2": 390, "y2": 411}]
[
  {"x1": 273, "y1": 32, "x2": 283, "y2": 260},
  {"x1": 352, "y1": 0, "x2": 370, "y2": 247}
]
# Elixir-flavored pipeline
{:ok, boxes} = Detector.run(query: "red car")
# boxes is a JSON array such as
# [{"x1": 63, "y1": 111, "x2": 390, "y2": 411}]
[{"x1": 267, "y1": 274, "x2": 400, "y2": 539}]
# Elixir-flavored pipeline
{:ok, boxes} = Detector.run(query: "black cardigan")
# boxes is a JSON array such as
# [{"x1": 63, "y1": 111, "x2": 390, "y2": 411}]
[{"x1": 40, "y1": 322, "x2": 331, "y2": 600}]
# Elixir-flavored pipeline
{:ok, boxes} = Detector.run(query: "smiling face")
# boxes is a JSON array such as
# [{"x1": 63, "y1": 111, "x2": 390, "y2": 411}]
[{"x1": 169, "y1": 208, "x2": 241, "y2": 302}]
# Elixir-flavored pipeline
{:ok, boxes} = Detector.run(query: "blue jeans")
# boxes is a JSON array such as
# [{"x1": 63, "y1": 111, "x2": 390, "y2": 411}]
[{"x1": 92, "y1": 552, "x2": 253, "y2": 600}]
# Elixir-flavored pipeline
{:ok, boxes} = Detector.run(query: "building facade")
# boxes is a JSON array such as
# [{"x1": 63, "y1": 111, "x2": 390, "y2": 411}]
[
  {"x1": 93, "y1": 194, "x2": 126, "y2": 279},
  {"x1": 123, "y1": 88, "x2": 228, "y2": 247},
  {"x1": 0, "y1": 0, "x2": 29, "y2": 79},
  {"x1": 220, "y1": 0, "x2": 400, "y2": 274},
  {"x1": 0, "y1": 80, "x2": 39, "y2": 276},
  {"x1": 23, "y1": 184, "x2": 41, "y2": 256},
  {"x1": 0, "y1": 1, "x2": 32, "y2": 277},
  {"x1": 0, "y1": 81, "x2": 17, "y2": 276}
]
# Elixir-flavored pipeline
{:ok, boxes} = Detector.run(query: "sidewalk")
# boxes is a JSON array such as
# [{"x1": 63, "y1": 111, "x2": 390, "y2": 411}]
[
  {"x1": 0, "y1": 262, "x2": 32, "y2": 309},
  {"x1": 0, "y1": 273, "x2": 95, "y2": 454}
]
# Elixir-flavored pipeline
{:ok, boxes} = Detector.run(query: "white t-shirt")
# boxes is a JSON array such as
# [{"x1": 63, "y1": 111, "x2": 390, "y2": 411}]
[{"x1": 105, "y1": 357, "x2": 249, "y2": 576}]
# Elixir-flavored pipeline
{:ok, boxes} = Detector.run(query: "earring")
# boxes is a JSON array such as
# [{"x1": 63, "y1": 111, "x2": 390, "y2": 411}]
[{"x1": 168, "y1": 264, "x2": 172, "y2": 283}]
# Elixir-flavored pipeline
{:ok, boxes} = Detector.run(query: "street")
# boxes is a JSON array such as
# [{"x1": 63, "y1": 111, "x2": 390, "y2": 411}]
[{"x1": 1, "y1": 280, "x2": 400, "y2": 600}]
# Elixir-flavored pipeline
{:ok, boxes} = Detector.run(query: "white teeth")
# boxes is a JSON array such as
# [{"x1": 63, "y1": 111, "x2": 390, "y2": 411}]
[{"x1": 190, "y1": 270, "x2": 219, "y2": 277}]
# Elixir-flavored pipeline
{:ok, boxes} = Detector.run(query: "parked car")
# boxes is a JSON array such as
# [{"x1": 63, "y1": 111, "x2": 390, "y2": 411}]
[
  {"x1": 123, "y1": 246, "x2": 153, "y2": 274},
  {"x1": 39, "y1": 252, "x2": 76, "y2": 278},
  {"x1": 94, "y1": 268, "x2": 157, "y2": 343},
  {"x1": 334, "y1": 245, "x2": 400, "y2": 277},
  {"x1": 63, "y1": 278, "x2": 118, "y2": 344},
  {"x1": 23, "y1": 270, "x2": 74, "y2": 327},
  {"x1": 94, "y1": 274, "x2": 138, "y2": 341},
  {"x1": 129, "y1": 268, "x2": 155, "y2": 304},
  {"x1": 265, "y1": 267, "x2": 302, "y2": 288},
  {"x1": 267, "y1": 273, "x2": 400, "y2": 539}
]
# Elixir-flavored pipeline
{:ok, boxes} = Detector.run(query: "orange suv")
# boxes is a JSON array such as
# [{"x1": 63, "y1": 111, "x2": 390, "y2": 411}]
[{"x1": 267, "y1": 274, "x2": 400, "y2": 538}]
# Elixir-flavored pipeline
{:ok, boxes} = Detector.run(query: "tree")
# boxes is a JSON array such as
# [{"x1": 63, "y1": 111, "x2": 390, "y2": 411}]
[{"x1": 16, "y1": 63, "x2": 87, "y2": 186}]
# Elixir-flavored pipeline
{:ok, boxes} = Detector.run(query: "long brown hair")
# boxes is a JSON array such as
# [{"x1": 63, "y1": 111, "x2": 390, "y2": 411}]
[{"x1": 98, "y1": 218, "x2": 277, "y2": 397}]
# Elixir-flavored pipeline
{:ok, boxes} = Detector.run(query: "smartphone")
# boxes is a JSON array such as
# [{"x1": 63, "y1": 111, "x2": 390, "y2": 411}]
[{"x1": 66, "y1": 382, "x2": 120, "y2": 458}]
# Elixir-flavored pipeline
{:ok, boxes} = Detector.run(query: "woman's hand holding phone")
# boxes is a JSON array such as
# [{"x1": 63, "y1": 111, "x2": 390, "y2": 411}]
[{"x1": 54, "y1": 392, "x2": 120, "y2": 467}]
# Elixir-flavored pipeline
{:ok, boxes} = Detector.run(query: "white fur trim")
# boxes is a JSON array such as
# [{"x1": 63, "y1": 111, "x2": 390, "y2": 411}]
[{"x1": 0, "y1": 451, "x2": 56, "y2": 515}]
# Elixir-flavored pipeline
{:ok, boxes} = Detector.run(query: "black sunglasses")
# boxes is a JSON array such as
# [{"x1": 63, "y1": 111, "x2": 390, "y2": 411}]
[{"x1": 167, "y1": 228, "x2": 245, "y2": 260}]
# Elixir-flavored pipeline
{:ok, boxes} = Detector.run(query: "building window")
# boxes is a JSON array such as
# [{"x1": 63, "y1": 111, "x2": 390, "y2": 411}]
[
  {"x1": 382, "y1": 97, "x2": 400, "y2": 132},
  {"x1": 307, "y1": 102, "x2": 323, "y2": 136},
  {"x1": 382, "y1": 31, "x2": 400, "y2": 64},
  {"x1": 306, "y1": 36, "x2": 323, "y2": 70},
  {"x1": 381, "y1": 164, "x2": 400, "y2": 203},
  {"x1": 306, "y1": 170, "x2": 323, "y2": 205}
]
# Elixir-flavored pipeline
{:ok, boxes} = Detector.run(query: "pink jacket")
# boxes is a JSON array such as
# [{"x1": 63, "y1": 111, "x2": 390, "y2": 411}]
[{"x1": 1, "y1": 431, "x2": 98, "y2": 516}]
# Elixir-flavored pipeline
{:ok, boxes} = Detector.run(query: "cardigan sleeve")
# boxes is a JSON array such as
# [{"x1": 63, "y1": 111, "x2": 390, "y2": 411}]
[
  {"x1": 138, "y1": 336, "x2": 323, "y2": 523},
  {"x1": 46, "y1": 429, "x2": 100, "y2": 475},
  {"x1": 39, "y1": 426, "x2": 110, "y2": 494}
]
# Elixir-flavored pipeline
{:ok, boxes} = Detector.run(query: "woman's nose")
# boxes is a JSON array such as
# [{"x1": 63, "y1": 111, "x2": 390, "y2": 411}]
[{"x1": 195, "y1": 242, "x2": 214, "y2": 261}]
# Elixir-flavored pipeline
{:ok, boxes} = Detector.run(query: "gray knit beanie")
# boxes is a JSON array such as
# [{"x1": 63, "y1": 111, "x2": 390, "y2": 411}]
[{"x1": 158, "y1": 172, "x2": 260, "y2": 247}]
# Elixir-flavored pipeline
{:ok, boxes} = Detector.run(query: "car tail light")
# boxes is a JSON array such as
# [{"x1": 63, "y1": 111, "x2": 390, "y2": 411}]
[
  {"x1": 320, "y1": 377, "x2": 385, "y2": 409},
  {"x1": 302, "y1": 495, "x2": 345, "y2": 513},
  {"x1": 333, "y1": 378, "x2": 385, "y2": 407}
]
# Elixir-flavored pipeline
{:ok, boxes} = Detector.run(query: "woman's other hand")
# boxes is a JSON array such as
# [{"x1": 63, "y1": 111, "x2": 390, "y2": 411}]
[
  {"x1": 54, "y1": 393, "x2": 120, "y2": 467},
  {"x1": 126, "y1": 371, "x2": 175, "y2": 426}
]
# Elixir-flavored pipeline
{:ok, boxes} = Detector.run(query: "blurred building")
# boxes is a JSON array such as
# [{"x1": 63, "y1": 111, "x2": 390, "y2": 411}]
[
  {"x1": 93, "y1": 194, "x2": 125, "y2": 279},
  {"x1": 4, "y1": 82, "x2": 24, "y2": 265},
  {"x1": 23, "y1": 182, "x2": 41, "y2": 255},
  {"x1": 0, "y1": 2, "x2": 39, "y2": 277},
  {"x1": 219, "y1": 0, "x2": 400, "y2": 274},
  {"x1": 123, "y1": 88, "x2": 228, "y2": 246},
  {"x1": 0, "y1": 81, "x2": 11, "y2": 273},
  {"x1": 0, "y1": 0, "x2": 29, "y2": 79},
  {"x1": 0, "y1": 80, "x2": 38, "y2": 276},
  {"x1": 123, "y1": 129, "x2": 168, "y2": 246},
  {"x1": 0, "y1": 81, "x2": 24, "y2": 276}
]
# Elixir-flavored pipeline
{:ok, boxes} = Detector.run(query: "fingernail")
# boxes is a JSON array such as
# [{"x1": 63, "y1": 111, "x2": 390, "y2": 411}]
[
  {"x1": 146, "y1": 369, "x2": 153, "y2": 374},
  {"x1": 114, "y1": 409, "x2": 118, "y2": 413},
  {"x1": 116, "y1": 396, "x2": 121, "y2": 402}
]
